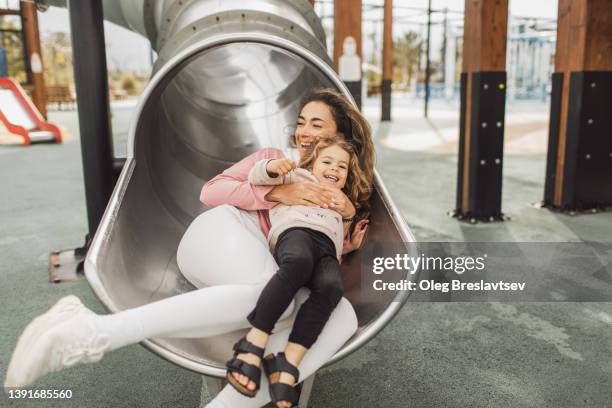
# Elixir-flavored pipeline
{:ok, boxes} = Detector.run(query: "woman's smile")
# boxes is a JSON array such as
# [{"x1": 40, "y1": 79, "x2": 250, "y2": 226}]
[{"x1": 295, "y1": 101, "x2": 338, "y2": 158}]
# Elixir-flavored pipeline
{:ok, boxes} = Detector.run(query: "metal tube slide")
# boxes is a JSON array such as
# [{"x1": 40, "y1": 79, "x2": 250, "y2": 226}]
[{"x1": 46, "y1": 0, "x2": 418, "y2": 376}]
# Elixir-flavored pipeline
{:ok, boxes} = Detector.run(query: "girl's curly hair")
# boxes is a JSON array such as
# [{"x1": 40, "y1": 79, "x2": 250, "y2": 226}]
[{"x1": 298, "y1": 136, "x2": 371, "y2": 216}]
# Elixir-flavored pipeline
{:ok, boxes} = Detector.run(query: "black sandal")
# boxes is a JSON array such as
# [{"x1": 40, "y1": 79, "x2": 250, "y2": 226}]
[
  {"x1": 262, "y1": 352, "x2": 301, "y2": 407},
  {"x1": 225, "y1": 338, "x2": 265, "y2": 397}
]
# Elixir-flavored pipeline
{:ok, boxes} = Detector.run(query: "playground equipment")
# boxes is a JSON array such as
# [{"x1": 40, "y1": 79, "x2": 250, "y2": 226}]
[
  {"x1": 0, "y1": 77, "x2": 61, "y2": 145},
  {"x1": 46, "y1": 0, "x2": 418, "y2": 396}
]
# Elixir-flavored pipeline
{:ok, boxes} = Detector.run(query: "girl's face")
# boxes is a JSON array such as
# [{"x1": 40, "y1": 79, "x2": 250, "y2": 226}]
[
  {"x1": 295, "y1": 101, "x2": 338, "y2": 159},
  {"x1": 311, "y1": 145, "x2": 350, "y2": 189}
]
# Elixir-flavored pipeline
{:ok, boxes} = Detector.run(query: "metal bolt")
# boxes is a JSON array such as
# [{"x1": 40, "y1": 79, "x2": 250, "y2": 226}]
[
  {"x1": 480, "y1": 159, "x2": 486, "y2": 165},
  {"x1": 489, "y1": 216, "x2": 495, "y2": 222},
  {"x1": 495, "y1": 158, "x2": 501, "y2": 164},
  {"x1": 496, "y1": 121, "x2": 502, "y2": 128},
  {"x1": 483, "y1": 84, "x2": 489, "y2": 90},
  {"x1": 591, "y1": 82, "x2": 597, "y2": 88},
  {"x1": 610, "y1": 152, "x2": 612, "y2": 158},
  {"x1": 588, "y1": 119, "x2": 594, "y2": 125},
  {"x1": 482, "y1": 122, "x2": 487, "y2": 128},
  {"x1": 585, "y1": 154, "x2": 591, "y2": 159}
]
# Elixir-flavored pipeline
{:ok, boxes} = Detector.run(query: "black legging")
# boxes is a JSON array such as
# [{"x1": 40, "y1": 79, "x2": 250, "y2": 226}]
[{"x1": 247, "y1": 227, "x2": 344, "y2": 348}]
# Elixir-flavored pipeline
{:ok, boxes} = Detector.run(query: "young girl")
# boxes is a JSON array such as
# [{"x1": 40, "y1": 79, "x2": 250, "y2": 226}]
[{"x1": 225, "y1": 137, "x2": 370, "y2": 407}]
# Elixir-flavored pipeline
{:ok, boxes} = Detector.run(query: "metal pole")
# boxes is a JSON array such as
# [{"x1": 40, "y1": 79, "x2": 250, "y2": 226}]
[
  {"x1": 441, "y1": 7, "x2": 447, "y2": 83},
  {"x1": 67, "y1": 0, "x2": 114, "y2": 237},
  {"x1": 424, "y1": 0, "x2": 432, "y2": 118}
]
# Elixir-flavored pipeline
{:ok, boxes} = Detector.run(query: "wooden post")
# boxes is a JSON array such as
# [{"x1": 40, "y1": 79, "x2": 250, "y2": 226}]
[
  {"x1": 454, "y1": 0, "x2": 508, "y2": 222},
  {"x1": 21, "y1": 1, "x2": 47, "y2": 118},
  {"x1": 334, "y1": 0, "x2": 362, "y2": 109},
  {"x1": 544, "y1": 0, "x2": 612, "y2": 211},
  {"x1": 381, "y1": 0, "x2": 392, "y2": 121}
]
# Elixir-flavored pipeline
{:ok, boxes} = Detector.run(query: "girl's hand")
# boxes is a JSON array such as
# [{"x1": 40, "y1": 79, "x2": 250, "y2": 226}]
[
  {"x1": 265, "y1": 182, "x2": 334, "y2": 208},
  {"x1": 342, "y1": 219, "x2": 369, "y2": 255},
  {"x1": 266, "y1": 158, "x2": 296, "y2": 177},
  {"x1": 321, "y1": 186, "x2": 356, "y2": 219}
]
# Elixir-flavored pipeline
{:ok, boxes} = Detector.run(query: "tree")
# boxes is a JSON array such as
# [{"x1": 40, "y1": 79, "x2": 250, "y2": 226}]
[
  {"x1": 0, "y1": 18, "x2": 26, "y2": 82},
  {"x1": 42, "y1": 32, "x2": 73, "y2": 86},
  {"x1": 392, "y1": 31, "x2": 420, "y2": 91}
]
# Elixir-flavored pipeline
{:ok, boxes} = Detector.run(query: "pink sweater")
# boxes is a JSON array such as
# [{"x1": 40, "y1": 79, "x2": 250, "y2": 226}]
[{"x1": 200, "y1": 148, "x2": 285, "y2": 235}]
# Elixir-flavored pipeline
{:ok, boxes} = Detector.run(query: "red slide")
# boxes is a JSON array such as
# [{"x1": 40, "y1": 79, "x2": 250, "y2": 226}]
[{"x1": 0, "y1": 77, "x2": 62, "y2": 145}]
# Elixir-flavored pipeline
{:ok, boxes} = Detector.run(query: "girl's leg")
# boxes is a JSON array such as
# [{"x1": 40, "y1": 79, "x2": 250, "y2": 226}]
[
  {"x1": 266, "y1": 255, "x2": 344, "y2": 408},
  {"x1": 246, "y1": 228, "x2": 318, "y2": 336},
  {"x1": 228, "y1": 228, "x2": 318, "y2": 392},
  {"x1": 206, "y1": 297, "x2": 358, "y2": 408}
]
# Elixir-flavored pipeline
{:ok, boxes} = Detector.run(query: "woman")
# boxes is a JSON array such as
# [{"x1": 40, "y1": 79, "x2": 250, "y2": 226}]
[{"x1": 4, "y1": 88, "x2": 374, "y2": 408}]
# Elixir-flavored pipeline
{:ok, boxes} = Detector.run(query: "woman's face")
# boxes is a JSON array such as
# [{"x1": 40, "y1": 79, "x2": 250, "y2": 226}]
[{"x1": 295, "y1": 101, "x2": 338, "y2": 159}]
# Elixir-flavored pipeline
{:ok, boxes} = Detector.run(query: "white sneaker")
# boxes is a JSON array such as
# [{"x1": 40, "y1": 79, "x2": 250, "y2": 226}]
[{"x1": 4, "y1": 295, "x2": 109, "y2": 388}]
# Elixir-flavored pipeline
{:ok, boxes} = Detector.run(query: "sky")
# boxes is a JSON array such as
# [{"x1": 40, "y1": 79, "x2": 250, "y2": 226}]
[
  {"x1": 36, "y1": 0, "x2": 558, "y2": 73},
  {"x1": 38, "y1": 6, "x2": 153, "y2": 74}
]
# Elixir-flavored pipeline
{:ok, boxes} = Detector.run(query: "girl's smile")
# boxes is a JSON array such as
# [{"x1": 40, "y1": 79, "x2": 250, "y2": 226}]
[{"x1": 311, "y1": 145, "x2": 350, "y2": 189}]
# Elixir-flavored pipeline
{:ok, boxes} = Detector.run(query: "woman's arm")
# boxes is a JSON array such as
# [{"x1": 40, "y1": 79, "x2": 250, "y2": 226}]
[
  {"x1": 200, "y1": 148, "x2": 285, "y2": 210},
  {"x1": 264, "y1": 183, "x2": 349, "y2": 213}
]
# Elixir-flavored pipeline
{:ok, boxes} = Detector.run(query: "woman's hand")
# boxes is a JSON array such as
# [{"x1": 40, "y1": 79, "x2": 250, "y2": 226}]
[
  {"x1": 265, "y1": 182, "x2": 334, "y2": 208},
  {"x1": 322, "y1": 186, "x2": 356, "y2": 219},
  {"x1": 342, "y1": 219, "x2": 369, "y2": 255},
  {"x1": 266, "y1": 158, "x2": 295, "y2": 177}
]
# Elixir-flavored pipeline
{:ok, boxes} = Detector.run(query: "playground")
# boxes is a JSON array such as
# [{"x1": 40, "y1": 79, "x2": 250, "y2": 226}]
[
  {"x1": 2, "y1": 95, "x2": 612, "y2": 407},
  {"x1": 1, "y1": 1, "x2": 612, "y2": 407}
]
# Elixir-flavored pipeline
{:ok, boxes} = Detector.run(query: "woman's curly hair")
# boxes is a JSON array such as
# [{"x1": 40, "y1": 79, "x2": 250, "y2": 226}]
[{"x1": 292, "y1": 88, "x2": 375, "y2": 214}]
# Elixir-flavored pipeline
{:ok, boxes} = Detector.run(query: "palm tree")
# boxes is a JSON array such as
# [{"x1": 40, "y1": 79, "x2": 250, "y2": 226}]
[{"x1": 392, "y1": 31, "x2": 420, "y2": 90}]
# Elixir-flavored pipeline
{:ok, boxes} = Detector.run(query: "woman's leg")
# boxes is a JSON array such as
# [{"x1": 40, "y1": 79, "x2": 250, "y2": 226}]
[
  {"x1": 177, "y1": 205, "x2": 276, "y2": 286},
  {"x1": 4, "y1": 205, "x2": 294, "y2": 387},
  {"x1": 206, "y1": 297, "x2": 358, "y2": 408},
  {"x1": 98, "y1": 205, "x2": 291, "y2": 351}
]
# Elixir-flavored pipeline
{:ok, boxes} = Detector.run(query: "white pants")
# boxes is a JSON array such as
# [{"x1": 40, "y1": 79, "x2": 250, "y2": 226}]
[{"x1": 97, "y1": 205, "x2": 358, "y2": 408}]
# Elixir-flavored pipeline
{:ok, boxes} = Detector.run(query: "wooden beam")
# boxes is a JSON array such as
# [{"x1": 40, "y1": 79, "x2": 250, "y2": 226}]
[
  {"x1": 21, "y1": 1, "x2": 47, "y2": 118},
  {"x1": 462, "y1": 0, "x2": 508, "y2": 73},
  {"x1": 333, "y1": 0, "x2": 362, "y2": 68},
  {"x1": 382, "y1": 0, "x2": 392, "y2": 81},
  {"x1": 334, "y1": 0, "x2": 362, "y2": 109},
  {"x1": 551, "y1": 0, "x2": 612, "y2": 207},
  {"x1": 455, "y1": 0, "x2": 508, "y2": 221},
  {"x1": 0, "y1": 9, "x2": 20, "y2": 16}
]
